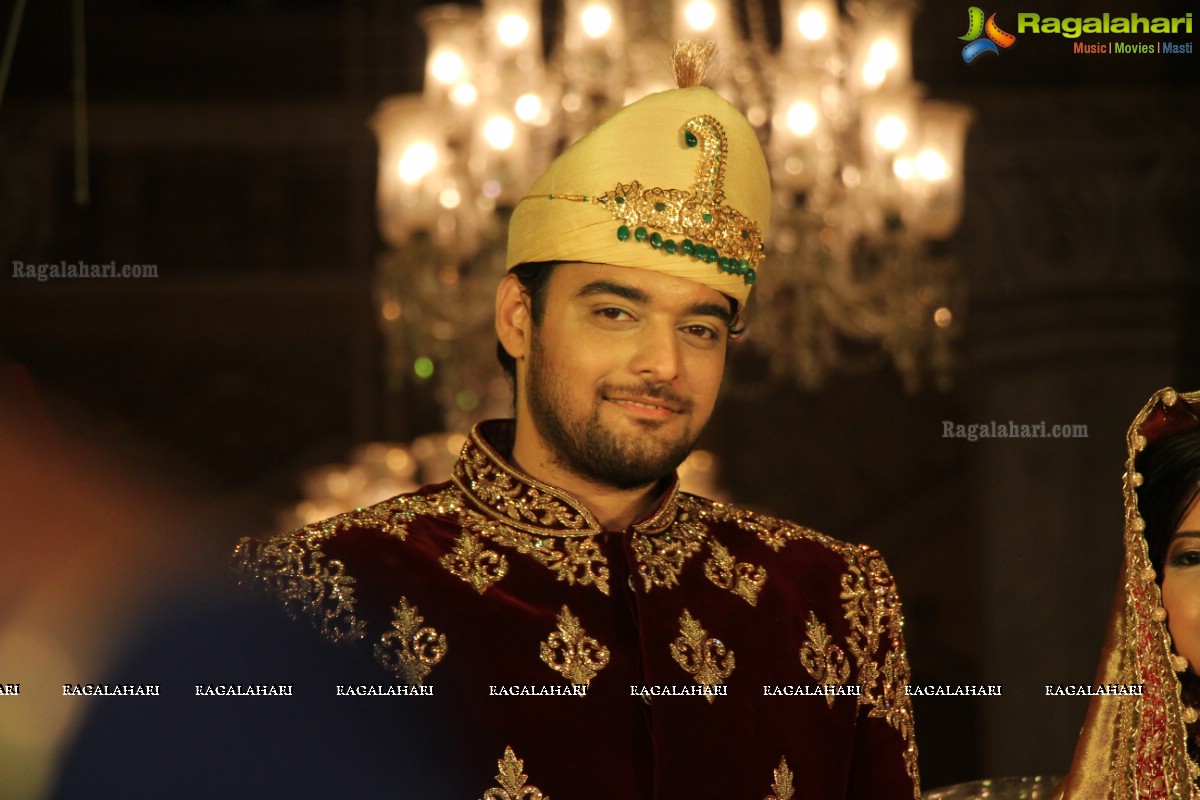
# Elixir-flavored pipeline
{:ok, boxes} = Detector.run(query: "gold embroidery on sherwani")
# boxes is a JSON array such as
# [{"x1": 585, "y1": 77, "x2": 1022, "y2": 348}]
[
  {"x1": 373, "y1": 597, "x2": 447, "y2": 686},
  {"x1": 539, "y1": 605, "x2": 610, "y2": 686},
  {"x1": 703, "y1": 538, "x2": 767, "y2": 605},
  {"x1": 694, "y1": 497, "x2": 920, "y2": 796},
  {"x1": 470, "y1": 512, "x2": 611, "y2": 595},
  {"x1": 232, "y1": 487, "x2": 469, "y2": 647},
  {"x1": 627, "y1": 494, "x2": 707, "y2": 592},
  {"x1": 799, "y1": 612, "x2": 851, "y2": 708},
  {"x1": 840, "y1": 554, "x2": 920, "y2": 797},
  {"x1": 453, "y1": 425, "x2": 729, "y2": 595},
  {"x1": 440, "y1": 531, "x2": 508, "y2": 594},
  {"x1": 454, "y1": 430, "x2": 599, "y2": 535},
  {"x1": 232, "y1": 524, "x2": 366, "y2": 645},
  {"x1": 482, "y1": 747, "x2": 548, "y2": 800},
  {"x1": 670, "y1": 609, "x2": 735, "y2": 703},
  {"x1": 696, "y1": 499, "x2": 838, "y2": 554},
  {"x1": 763, "y1": 756, "x2": 794, "y2": 800},
  {"x1": 451, "y1": 428, "x2": 617, "y2": 594},
  {"x1": 380, "y1": 486, "x2": 463, "y2": 537}
]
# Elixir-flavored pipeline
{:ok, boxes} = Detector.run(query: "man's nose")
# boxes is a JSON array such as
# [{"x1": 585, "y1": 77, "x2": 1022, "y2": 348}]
[{"x1": 628, "y1": 323, "x2": 681, "y2": 383}]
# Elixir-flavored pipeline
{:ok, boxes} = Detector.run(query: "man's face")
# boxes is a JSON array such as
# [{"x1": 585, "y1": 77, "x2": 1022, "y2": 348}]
[{"x1": 518, "y1": 263, "x2": 732, "y2": 490}]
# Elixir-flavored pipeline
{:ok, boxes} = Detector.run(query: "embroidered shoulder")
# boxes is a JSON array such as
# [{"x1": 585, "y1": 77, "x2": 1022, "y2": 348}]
[
  {"x1": 232, "y1": 523, "x2": 366, "y2": 645},
  {"x1": 686, "y1": 494, "x2": 858, "y2": 559},
  {"x1": 378, "y1": 485, "x2": 464, "y2": 538},
  {"x1": 687, "y1": 494, "x2": 919, "y2": 795},
  {"x1": 231, "y1": 486, "x2": 463, "y2": 645}
]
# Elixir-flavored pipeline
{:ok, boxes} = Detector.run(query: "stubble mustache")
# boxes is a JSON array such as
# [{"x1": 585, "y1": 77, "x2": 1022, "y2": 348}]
[{"x1": 597, "y1": 381, "x2": 695, "y2": 415}]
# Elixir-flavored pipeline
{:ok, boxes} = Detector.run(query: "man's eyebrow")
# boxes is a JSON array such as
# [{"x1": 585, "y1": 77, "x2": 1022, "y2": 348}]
[
  {"x1": 689, "y1": 302, "x2": 734, "y2": 327},
  {"x1": 576, "y1": 280, "x2": 651, "y2": 304},
  {"x1": 1173, "y1": 531, "x2": 1200, "y2": 539}
]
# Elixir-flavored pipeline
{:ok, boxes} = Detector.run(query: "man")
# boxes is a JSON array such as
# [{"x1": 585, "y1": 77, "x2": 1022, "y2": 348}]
[{"x1": 235, "y1": 43, "x2": 919, "y2": 799}]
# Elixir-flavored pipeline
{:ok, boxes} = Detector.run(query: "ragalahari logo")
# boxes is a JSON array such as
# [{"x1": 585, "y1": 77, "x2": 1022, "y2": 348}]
[{"x1": 960, "y1": 7, "x2": 1017, "y2": 62}]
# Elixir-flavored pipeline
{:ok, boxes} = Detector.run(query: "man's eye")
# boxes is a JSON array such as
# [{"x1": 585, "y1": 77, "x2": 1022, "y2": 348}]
[
  {"x1": 684, "y1": 324, "x2": 718, "y2": 340},
  {"x1": 597, "y1": 308, "x2": 632, "y2": 320}
]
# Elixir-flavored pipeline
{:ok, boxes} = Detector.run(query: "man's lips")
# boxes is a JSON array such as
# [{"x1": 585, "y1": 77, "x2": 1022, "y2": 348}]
[{"x1": 605, "y1": 395, "x2": 685, "y2": 415}]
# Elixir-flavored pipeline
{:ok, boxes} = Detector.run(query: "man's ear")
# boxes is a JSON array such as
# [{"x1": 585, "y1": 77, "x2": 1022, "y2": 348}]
[{"x1": 496, "y1": 273, "x2": 531, "y2": 362}]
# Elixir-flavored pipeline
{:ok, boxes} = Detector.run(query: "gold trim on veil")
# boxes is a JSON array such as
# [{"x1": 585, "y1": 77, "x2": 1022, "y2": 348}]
[{"x1": 1055, "y1": 388, "x2": 1200, "y2": 799}]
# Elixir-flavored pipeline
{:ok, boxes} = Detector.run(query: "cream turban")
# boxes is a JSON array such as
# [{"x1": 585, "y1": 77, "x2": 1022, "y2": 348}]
[{"x1": 506, "y1": 46, "x2": 771, "y2": 304}]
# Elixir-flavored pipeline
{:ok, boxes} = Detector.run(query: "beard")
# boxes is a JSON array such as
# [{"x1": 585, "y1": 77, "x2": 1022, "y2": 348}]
[{"x1": 525, "y1": 330, "x2": 700, "y2": 490}]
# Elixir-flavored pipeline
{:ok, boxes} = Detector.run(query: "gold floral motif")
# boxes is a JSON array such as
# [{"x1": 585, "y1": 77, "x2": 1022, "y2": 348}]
[
  {"x1": 473, "y1": 513, "x2": 611, "y2": 595},
  {"x1": 373, "y1": 597, "x2": 447, "y2": 686},
  {"x1": 380, "y1": 486, "x2": 463, "y2": 538},
  {"x1": 696, "y1": 499, "x2": 843, "y2": 556},
  {"x1": 482, "y1": 746, "x2": 549, "y2": 800},
  {"x1": 454, "y1": 430, "x2": 598, "y2": 535},
  {"x1": 840, "y1": 553, "x2": 920, "y2": 797},
  {"x1": 630, "y1": 501, "x2": 708, "y2": 591},
  {"x1": 703, "y1": 539, "x2": 767, "y2": 605},
  {"x1": 763, "y1": 756, "x2": 794, "y2": 800},
  {"x1": 232, "y1": 528, "x2": 365, "y2": 645},
  {"x1": 799, "y1": 612, "x2": 851, "y2": 708},
  {"x1": 539, "y1": 605, "x2": 610, "y2": 687},
  {"x1": 670, "y1": 609, "x2": 735, "y2": 703},
  {"x1": 440, "y1": 531, "x2": 509, "y2": 594}
]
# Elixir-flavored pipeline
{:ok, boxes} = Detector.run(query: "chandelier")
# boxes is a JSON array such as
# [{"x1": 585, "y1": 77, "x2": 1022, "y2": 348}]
[{"x1": 371, "y1": 0, "x2": 973, "y2": 415}]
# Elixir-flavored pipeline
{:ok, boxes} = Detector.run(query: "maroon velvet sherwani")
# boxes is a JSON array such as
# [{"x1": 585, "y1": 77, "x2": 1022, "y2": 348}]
[{"x1": 233, "y1": 420, "x2": 919, "y2": 799}]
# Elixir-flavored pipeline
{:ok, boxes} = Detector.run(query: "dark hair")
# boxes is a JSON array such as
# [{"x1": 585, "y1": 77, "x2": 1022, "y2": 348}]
[
  {"x1": 495, "y1": 261, "x2": 747, "y2": 382},
  {"x1": 1137, "y1": 427, "x2": 1200, "y2": 581}
]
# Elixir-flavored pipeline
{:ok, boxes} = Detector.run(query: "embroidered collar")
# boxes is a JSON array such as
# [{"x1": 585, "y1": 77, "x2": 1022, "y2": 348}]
[{"x1": 450, "y1": 419, "x2": 683, "y2": 537}]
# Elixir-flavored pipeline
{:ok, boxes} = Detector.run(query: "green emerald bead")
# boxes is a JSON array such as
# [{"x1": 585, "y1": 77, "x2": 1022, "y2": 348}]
[
  {"x1": 739, "y1": 259, "x2": 749, "y2": 273},
  {"x1": 654, "y1": 201, "x2": 666, "y2": 212},
  {"x1": 693, "y1": 244, "x2": 706, "y2": 260},
  {"x1": 681, "y1": 239, "x2": 694, "y2": 256},
  {"x1": 706, "y1": 250, "x2": 718, "y2": 264},
  {"x1": 664, "y1": 240, "x2": 677, "y2": 255},
  {"x1": 684, "y1": 130, "x2": 698, "y2": 148},
  {"x1": 745, "y1": 268, "x2": 757, "y2": 285},
  {"x1": 702, "y1": 213, "x2": 713, "y2": 223},
  {"x1": 615, "y1": 196, "x2": 625, "y2": 204},
  {"x1": 718, "y1": 257, "x2": 731, "y2": 272},
  {"x1": 649, "y1": 232, "x2": 663, "y2": 249},
  {"x1": 616, "y1": 225, "x2": 631, "y2": 241},
  {"x1": 548, "y1": 194, "x2": 554, "y2": 200},
  {"x1": 634, "y1": 226, "x2": 648, "y2": 242},
  {"x1": 741, "y1": 229, "x2": 750, "y2": 239}
]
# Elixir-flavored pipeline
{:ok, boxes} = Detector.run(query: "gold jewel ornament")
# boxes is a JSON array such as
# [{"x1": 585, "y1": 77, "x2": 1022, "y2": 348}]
[{"x1": 506, "y1": 40, "x2": 771, "y2": 304}]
